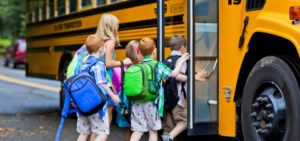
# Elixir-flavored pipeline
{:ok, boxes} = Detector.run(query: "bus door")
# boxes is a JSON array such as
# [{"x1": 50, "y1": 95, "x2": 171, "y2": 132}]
[
  {"x1": 187, "y1": 0, "x2": 218, "y2": 135},
  {"x1": 156, "y1": 0, "x2": 218, "y2": 136}
]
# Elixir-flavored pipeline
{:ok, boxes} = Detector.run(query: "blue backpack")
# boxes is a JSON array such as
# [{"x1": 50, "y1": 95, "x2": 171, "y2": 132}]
[{"x1": 55, "y1": 57, "x2": 106, "y2": 141}]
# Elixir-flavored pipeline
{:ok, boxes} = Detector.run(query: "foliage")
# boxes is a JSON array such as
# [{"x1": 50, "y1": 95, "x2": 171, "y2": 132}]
[
  {"x1": 0, "y1": 0, "x2": 26, "y2": 39},
  {"x1": 0, "y1": 39, "x2": 12, "y2": 47}
]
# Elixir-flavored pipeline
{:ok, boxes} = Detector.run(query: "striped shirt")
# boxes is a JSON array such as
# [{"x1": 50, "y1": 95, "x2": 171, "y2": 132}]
[{"x1": 81, "y1": 56, "x2": 109, "y2": 87}]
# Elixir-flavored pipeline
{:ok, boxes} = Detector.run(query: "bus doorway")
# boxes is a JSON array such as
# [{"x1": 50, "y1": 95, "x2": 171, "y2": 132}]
[{"x1": 187, "y1": 0, "x2": 218, "y2": 136}]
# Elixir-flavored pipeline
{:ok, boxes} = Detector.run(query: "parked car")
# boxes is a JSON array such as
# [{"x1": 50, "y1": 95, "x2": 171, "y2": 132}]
[{"x1": 4, "y1": 39, "x2": 27, "y2": 68}]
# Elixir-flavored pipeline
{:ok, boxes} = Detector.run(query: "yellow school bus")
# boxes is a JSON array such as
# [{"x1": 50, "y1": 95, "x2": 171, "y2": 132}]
[{"x1": 26, "y1": 0, "x2": 300, "y2": 140}]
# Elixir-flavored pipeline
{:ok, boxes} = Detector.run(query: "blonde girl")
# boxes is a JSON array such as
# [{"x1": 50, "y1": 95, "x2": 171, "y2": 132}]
[{"x1": 95, "y1": 13, "x2": 132, "y2": 140}]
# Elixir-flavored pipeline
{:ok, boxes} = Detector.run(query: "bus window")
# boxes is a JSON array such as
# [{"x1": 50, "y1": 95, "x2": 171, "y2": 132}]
[
  {"x1": 34, "y1": 1, "x2": 39, "y2": 22},
  {"x1": 57, "y1": 0, "x2": 66, "y2": 17},
  {"x1": 49, "y1": 0, "x2": 55, "y2": 18},
  {"x1": 69, "y1": 0, "x2": 78, "y2": 13},
  {"x1": 97, "y1": 0, "x2": 106, "y2": 6},
  {"x1": 81, "y1": 0, "x2": 92, "y2": 8},
  {"x1": 27, "y1": 11, "x2": 33, "y2": 23},
  {"x1": 41, "y1": 0, "x2": 47, "y2": 20},
  {"x1": 26, "y1": 0, "x2": 33, "y2": 23},
  {"x1": 110, "y1": 0, "x2": 122, "y2": 4}
]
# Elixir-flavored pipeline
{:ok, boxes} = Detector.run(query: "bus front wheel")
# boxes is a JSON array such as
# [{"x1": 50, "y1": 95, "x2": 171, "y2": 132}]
[{"x1": 241, "y1": 56, "x2": 300, "y2": 141}]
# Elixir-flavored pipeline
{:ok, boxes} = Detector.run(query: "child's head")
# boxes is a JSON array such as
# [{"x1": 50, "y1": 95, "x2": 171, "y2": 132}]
[
  {"x1": 85, "y1": 34, "x2": 104, "y2": 55},
  {"x1": 96, "y1": 14, "x2": 120, "y2": 44},
  {"x1": 139, "y1": 37, "x2": 156, "y2": 57},
  {"x1": 169, "y1": 35, "x2": 186, "y2": 52},
  {"x1": 126, "y1": 40, "x2": 142, "y2": 64}
]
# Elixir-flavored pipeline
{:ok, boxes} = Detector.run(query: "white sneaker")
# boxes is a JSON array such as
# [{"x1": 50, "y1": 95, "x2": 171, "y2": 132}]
[{"x1": 161, "y1": 134, "x2": 174, "y2": 141}]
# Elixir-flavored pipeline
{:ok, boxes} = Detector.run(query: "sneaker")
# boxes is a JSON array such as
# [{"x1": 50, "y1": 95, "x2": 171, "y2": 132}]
[{"x1": 161, "y1": 134, "x2": 174, "y2": 141}]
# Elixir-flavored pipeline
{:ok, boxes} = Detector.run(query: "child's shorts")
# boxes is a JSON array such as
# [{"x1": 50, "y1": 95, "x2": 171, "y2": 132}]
[
  {"x1": 77, "y1": 111, "x2": 110, "y2": 135},
  {"x1": 163, "y1": 104, "x2": 187, "y2": 133},
  {"x1": 130, "y1": 101, "x2": 162, "y2": 132}
]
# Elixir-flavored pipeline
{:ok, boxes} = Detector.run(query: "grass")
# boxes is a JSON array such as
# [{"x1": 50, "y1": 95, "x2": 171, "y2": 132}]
[{"x1": 0, "y1": 38, "x2": 12, "y2": 55}]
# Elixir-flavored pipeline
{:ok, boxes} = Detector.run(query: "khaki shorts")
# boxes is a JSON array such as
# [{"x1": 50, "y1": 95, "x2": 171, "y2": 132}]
[
  {"x1": 131, "y1": 101, "x2": 162, "y2": 132},
  {"x1": 163, "y1": 105, "x2": 187, "y2": 133},
  {"x1": 77, "y1": 112, "x2": 110, "y2": 135}
]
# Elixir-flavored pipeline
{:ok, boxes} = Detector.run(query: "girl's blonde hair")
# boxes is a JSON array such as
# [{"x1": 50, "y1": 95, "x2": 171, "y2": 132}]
[
  {"x1": 96, "y1": 14, "x2": 120, "y2": 44},
  {"x1": 126, "y1": 40, "x2": 139, "y2": 64}
]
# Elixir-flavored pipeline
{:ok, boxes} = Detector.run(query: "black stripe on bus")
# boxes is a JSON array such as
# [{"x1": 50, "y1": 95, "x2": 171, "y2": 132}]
[
  {"x1": 54, "y1": 44, "x2": 83, "y2": 52},
  {"x1": 27, "y1": 47, "x2": 50, "y2": 53},
  {"x1": 54, "y1": 40, "x2": 129, "y2": 52},
  {"x1": 28, "y1": 39, "x2": 132, "y2": 53},
  {"x1": 26, "y1": 15, "x2": 184, "y2": 41},
  {"x1": 27, "y1": 0, "x2": 157, "y2": 28}
]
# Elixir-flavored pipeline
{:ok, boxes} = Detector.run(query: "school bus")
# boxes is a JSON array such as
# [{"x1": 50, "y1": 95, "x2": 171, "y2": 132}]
[{"x1": 26, "y1": 0, "x2": 300, "y2": 140}]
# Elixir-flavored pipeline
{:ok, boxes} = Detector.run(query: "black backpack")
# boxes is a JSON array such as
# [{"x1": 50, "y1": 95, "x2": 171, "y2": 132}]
[{"x1": 163, "y1": 55, "x2": 186, "y2": 113}]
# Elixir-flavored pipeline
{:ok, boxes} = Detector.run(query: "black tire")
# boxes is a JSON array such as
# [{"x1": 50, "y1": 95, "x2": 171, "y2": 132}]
[
  {"x1": 59, "y1": 87, "x2": 65, "y2": 112},
  {"x1": 58, "y1": 57, "x2": 77, "y2": 118},
  {"x1": 59, "y1": 59, "x2": 71, "y2": 112},
  {"x1": 241, "y1": 56, "x2": 300, "y2": 141}
]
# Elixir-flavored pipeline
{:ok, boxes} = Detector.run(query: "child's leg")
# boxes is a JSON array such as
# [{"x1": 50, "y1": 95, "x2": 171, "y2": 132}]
[
  {"x1": 77, "y1": 134, "x2": 89, "y2": 141},
  {"x1": 77, "y1": 115, "x2": 91, "y2": 141},
  {"x1": 124, "y1": 128, "x2": 133, "y2": 141},
  {"x1": 149, "y1": 130, "x2": 158, "y2": 141},
  {"x1": 168, "y1": 105, "x2": 187, "y2": 139},
  {"x1": 169, "y1": 121, "x2": 187, "y2": 138},
  {"x1": 88, "y1": 133, "x2": 96, "y2": 141},
  {"x1": 94, "y1": 133, "x2": 108, "y2": 141},
  {"x1": 89, "y1": 111, "x2": 110, "y2": 141},
  {"x1": 108, "y1": 106, "x2": 113, "y2": 125},
  {"x1": 130, "y1": 131, "x2": 144, "y2": 141},
  {"x1": 162, "y1": 113, "x2": 175, "y2": 134}
]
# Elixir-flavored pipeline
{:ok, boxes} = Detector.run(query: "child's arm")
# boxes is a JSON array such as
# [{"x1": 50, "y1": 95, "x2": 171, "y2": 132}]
[
  {"x1": 101, "y1": 83, "x2": 120, "y2": 104},
  {"x1": 176, "y1": 73, "x2": 187, "y2": 82},
  {"x1": 176, "y1": 69, "x2": 208, "y2": 82},
  {"x1": 105, "y1": 40, "x2": 132, "y2": 67},
  {"x1": 196, "y1": 69, "x2": 208, "y2": 81},
  {"x1": 170, "y1": 53, "x2": 190, "y2": 78}
]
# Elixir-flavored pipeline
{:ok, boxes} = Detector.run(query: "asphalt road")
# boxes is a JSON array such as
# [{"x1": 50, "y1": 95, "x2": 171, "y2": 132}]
[
  {"x1": 0, "y1": 64, "x2": 141, "y2": 141},
  {"x1": 0, "y1": 61, "x2": 234, "y2": 141}
]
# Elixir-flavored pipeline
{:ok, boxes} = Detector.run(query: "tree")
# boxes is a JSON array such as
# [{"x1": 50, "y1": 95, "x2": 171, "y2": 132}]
[{"x1": 0, "y1": 0, "x2": 26, "y2": 39}]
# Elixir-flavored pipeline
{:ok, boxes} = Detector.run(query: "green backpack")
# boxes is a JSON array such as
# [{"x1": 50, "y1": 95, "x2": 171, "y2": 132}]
[{"x1": 124, "y1": 61, "x2": 158, "y2": 102}]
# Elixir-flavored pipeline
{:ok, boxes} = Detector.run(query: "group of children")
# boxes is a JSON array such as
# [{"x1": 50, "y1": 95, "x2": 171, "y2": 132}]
[{"x1": 76, "y1": 34, "x2": 207, "y2": 141}]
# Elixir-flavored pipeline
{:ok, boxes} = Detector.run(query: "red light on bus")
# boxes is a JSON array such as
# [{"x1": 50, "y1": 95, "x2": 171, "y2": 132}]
[{"x1": 290, "y1": 6, "x2": 300, "y2": 21}]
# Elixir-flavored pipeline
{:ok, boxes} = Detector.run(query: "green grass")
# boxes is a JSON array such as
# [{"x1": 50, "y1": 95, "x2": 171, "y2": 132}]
[
  {"x1": 0, "y1": 38, "x2": 12, "y2": 54},
  {"x1": 0, "y1": 38, "x2": 12, "y2": 46}
]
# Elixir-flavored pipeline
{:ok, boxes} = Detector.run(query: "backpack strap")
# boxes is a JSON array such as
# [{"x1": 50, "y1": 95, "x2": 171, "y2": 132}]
[
  {"x1": 120, "y1": 61, "x2": 125, "y2": 100},
  {"x1": 165, "y1": 55, "x2": 181, "y2": 70},
  {"x1": 166, "y1": 55, "x2": 187, "y2": 98},
  {"x1": 143, "y1": 61, "x2": 158, "y2": 81},
  {"x1": 106, "y1": 74, "x2": 117, "y2": 94},
  {"x1": 55, "y1": 81, "x2": 77, "y2": 141},
  {"x1": 181, "y1": 82, "x2": 187, "y2": 98},
  {"x1": 82, "y1": 56, "x2": 101, "y2": 73}
]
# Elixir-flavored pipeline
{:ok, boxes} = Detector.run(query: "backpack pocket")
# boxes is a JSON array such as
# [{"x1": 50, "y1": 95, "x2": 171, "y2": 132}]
[
  {"x1": 68, "y1": 72, "x2": 106, "y2": 116},
  {"x1": 124, "y1": 65, "x2": 148, "y2": 101}
]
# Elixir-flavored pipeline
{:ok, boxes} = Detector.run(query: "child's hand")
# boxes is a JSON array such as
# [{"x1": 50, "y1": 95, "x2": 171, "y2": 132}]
[
  {"x1": 111, "y1": 94, "x2": 121, "y2": 104},
  {"x1": 196, "y1": 69, "x2": 208, "y2": 81},
  {"x1": 178, "y1": 53, "x2": 190, "y2": 64},
  {"x1": 123, "y1": 58, "x2": 132, "y2": 65}
]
